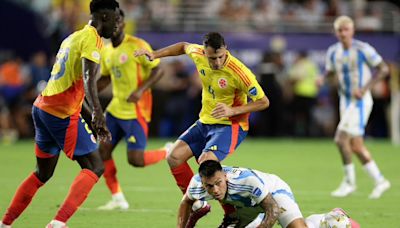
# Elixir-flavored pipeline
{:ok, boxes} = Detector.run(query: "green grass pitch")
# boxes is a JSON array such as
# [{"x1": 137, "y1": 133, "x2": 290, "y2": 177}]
[{"x1": 0, "y1": 139, "x2": 398, "y2": 227}]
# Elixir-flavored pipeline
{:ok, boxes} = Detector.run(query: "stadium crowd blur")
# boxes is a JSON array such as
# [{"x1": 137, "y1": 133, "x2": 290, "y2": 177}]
[{"x1": 0, "y1": 0, "x2": 399, "y2": 143}]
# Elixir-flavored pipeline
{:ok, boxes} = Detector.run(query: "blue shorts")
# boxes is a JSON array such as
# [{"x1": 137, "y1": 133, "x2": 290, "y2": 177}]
[
  {"x1": 32, "y1": 106, "x2": 98, "y2": 159},
  {"x1": 106, "y1": 112, "x2": 148, "y2": 151},
  {"x1": 179, "y1": 120, "x2": 247, "y2": 161}
]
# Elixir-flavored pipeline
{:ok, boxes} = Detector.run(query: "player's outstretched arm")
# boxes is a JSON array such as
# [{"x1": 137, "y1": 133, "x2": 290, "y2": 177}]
[
  {"x1": 257, "y1": 193, "x2": 279, "y2": 228},
  {"x1": 82, "y1": 58, "x2": 111, "y2": 142},
  {"x1": 177, "y1": 194, "x2": 194, "y2": 228},
  {"x1": 134, "y1": 42, "x2": 190, "y2": 60},
  {"x1": 127, "y1": 66, "x2": 164, "y2": 103}
]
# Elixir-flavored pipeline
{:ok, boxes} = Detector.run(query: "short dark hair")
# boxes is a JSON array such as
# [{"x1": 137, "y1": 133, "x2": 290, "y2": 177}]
[
  {"x1": 199, "y1": 160, "x2": 223, "y2": 178},
  {"x1": 203, "y1": 32, "x2": 226, "y2": 50},
  {"x1": 90, "y1": 0, "x2": 119, "y2": 14},
  {"x1": 119, "y1": 8, "x2": 125, "y2": 18}
]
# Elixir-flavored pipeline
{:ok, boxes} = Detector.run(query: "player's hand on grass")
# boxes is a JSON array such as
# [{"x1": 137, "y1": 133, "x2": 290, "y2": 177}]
[
  {"x1": 127, "y1": 89, "x2": 143, "y2": 103},
  {"x1": 211, "y1": 103, "x2": 235, "y2": 119},
  {"x1": 134, "y1": 49, "x2": 154, "y2": 61},
  {"x1": 91, "y1": 112, "x2": 112, "y2": 143}
]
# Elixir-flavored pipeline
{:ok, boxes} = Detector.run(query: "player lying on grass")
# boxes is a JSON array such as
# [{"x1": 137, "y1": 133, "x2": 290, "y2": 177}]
[{"x1": 178, "y1": 160, "x2": 360, "y2": 228}]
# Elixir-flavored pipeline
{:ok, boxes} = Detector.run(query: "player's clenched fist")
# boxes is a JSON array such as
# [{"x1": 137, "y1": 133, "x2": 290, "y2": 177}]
[{"x1": 211, "y1": 103, "x2": 235, "y2": 119}]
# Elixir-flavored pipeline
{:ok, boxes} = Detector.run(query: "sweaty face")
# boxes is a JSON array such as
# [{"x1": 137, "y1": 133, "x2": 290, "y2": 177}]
[
  {"x1": 204, "y1": 46, "x2": 227, "y2": 70},
  {"x1": 201, "y1": 171, "x2": 228, "y2": 201},
  {"x1": 335, "y1": 23, "x2": 354, "y2": 46},
  {"x1": 99, "y1": 8, "x2": 119, "y2": 39}
]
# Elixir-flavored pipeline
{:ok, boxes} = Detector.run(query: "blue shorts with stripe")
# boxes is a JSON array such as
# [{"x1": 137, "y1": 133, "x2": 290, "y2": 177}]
[
  {"x1": 178, "y1": 120, "x2": 247, "y2": 161},
  {"x1": 32, "y1": 106, "x2": 98, "y2": 159},
  {"x1": 106, "y1": 112, "x2": 147, "y2": 151}
]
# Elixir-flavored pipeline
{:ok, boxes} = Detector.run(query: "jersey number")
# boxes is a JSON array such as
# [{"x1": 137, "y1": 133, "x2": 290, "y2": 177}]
[
  {"x1": 208, "y1": 85, "x2": 215, "y2": 99},
  {"x1": 51, "y1": 48, "x2": 70, "y2": 80},
  {"x1": 112, "y1": 66, "x2": 122, "y2": 78}
]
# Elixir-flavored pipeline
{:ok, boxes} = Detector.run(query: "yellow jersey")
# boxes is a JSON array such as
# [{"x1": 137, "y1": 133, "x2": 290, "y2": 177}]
[
  {"x1": 34, "y1": 25, "x2": 103, "y2": 118},
  {"x1": 185, "y1": 44, "x2": 265, "y2": 131},
  {"x1": 100, "y1": 35, "x2": 160, "y2": 121}
]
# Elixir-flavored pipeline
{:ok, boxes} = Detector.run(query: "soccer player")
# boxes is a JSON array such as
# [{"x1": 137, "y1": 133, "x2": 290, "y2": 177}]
[
  {"x1": 96, "y1": 9, "x2": 166, "y2": 210},
  {"x1": 135, "y1": 32, "x2": 269, "y2": 224},
  {"x1": 325, "y1": 16, "x2": 390, "y2": 199},
  {"x1": 179, "y1": 160, "x2": 359, "y2": 228},
  {"x1": 0, "y1": 1, "x2": 119, "y2": 227}
]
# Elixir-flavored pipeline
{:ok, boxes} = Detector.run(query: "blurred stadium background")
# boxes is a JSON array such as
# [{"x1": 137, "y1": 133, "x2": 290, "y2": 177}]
[{"x1": 0, "y1": 0, "x2": 399, "y2": 227}]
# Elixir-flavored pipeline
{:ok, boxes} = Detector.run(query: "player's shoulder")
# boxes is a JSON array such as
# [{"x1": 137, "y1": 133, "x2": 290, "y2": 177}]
[
  {"x1": 225, "y1": 166, "x2": 262, "y2": 184},
  {"x1": 188, "y1": 174, "x2": 205, "y2": 193},
  {"x1": 186, "y1": 44, "x2": 205, "y2": 55},
  {"x1": 352, "y1": 39, "x2": 374, "y2": 51},
  {"x1": 126, "y1": 35, "x2": 150, "y2": 48},
  {"x1": 327, "y1": 42, "x2": 340, "y2": 53}
]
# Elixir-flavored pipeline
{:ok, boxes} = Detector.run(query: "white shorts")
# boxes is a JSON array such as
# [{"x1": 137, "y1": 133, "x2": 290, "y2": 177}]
[
  {"x1": 337, "y1": 96, "x2": 373, "y2": 136},
  {"x1": 242, "y1": 174, "x2": 303, "y2": 228}
]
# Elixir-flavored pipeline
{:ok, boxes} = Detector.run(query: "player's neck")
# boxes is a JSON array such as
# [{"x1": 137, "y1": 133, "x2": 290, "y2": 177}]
[
  {"x1": 112, "y1": 33, "x2": 125, "y2": 47},
  {"x1": 341, "y1": 39, "x2": 352, "y2": 50}
]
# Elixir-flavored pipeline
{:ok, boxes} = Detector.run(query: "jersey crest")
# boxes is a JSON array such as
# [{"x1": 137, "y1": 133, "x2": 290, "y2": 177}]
[
  {"x1": 119, "y1": 53, "x2": 128, "y2": 64},
  {"x1": 218, "y1": 78, "x2": 228, "y2": 89}
]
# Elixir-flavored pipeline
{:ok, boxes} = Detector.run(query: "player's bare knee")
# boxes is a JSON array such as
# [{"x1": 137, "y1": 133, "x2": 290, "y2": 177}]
[{"x1": 166, "y1": 151, "x2": 182, "y2": 167}]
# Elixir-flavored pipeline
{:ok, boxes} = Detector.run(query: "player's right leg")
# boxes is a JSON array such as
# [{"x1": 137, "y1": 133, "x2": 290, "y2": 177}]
[
  {"x1": 1, "y1": 106, "x2": 60, "y2": 226},
  {"x1": 46, "y1": 113, "x2": 102, "y2": 227},
  {"x1": 351, "y1": 137, "x2": 391, "y2": 199},
  {"x1": 97, "y1": 113, "x2": 128, "y2": 210},
  {"x1": 168, "y1": 121, "x2": 206, "y2": 194},
  {"x1": 331, "y1": 130, "x2": 357, "y2": 197}
]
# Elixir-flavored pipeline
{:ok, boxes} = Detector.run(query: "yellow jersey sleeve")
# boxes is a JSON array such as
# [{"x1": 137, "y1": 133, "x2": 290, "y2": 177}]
[
  {"x1": 185, "y1": 44, "x2": 205, "y2": 59},
  {"x1": 228, "y1": 58, "x2": 265, "y2": 101},
  {"x1": 136, "y1": 38, "x2": 160, "y2": 70},
  {"x1": 80, "y1": 27, "x2": 102, "y2": 64}
]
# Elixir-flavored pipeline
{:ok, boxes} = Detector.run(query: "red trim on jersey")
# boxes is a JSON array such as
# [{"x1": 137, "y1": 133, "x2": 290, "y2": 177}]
[
  {"x1": 227, "y1": 62, "x2": 251, "y2": 86},
  {"x1": 229, "y1": 121, "x2": 239, "y2": 154},
  {"x1": 64, "y1": 112, "x2": 79, "y2": 159},
  {"x1": 135, "y1": 63, "x2": 149, "y2": 137},
  {"x1": 35, "y1": 144, "x2": 55, "y2": 158},
  {"x1": 229, "y1": 89, "x2": 249, "y2": 131},
  {"x1": 34, "y1": 79, "x2": 84, "y2": 119}
]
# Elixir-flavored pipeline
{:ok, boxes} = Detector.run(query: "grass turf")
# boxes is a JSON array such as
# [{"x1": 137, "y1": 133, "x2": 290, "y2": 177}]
[{"x1": 0, "y1": 138, "x2": 398, "y2": 227}]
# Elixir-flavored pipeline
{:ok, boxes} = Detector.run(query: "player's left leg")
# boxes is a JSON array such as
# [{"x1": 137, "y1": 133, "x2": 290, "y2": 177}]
[
  {"x1": 351, "y1": 137, "x2": 390, "y2": 199},
  {"x1": 47, "y1": 115, "x2": 102, "y2": 226},
  {"x1": 197, "y1": 123, "x2": 247, "y2": 226},
  {"x1": 120, "y1": 118, "x2": 166, "y2": 167}
]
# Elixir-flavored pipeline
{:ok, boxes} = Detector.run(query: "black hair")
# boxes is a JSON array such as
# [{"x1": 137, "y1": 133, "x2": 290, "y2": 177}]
[
  {"x1": 90, "y1": 0, "x2": 119, "y2": 14},
  {"x1": 203, "y1": 32, "x2": 226, "y2": 50},
  {"x1": 199, "y1": 160, "x2": 223, "y2": 178}
]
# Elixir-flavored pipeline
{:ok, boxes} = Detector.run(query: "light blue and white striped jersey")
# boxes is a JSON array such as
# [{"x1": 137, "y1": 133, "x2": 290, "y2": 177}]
[
  {"x1": 187, "y1": 166, "x2": 277, "y2": 209},
  {"x1": 325, "y1": 39, "x2": 382, "y2": 105}
]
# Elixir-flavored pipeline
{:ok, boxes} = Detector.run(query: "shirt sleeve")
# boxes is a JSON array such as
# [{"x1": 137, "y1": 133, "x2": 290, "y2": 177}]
[
  {"x1": 362, "y1": 43, "x2": 383, "y2": 68},
  {"x1": 184, "y1": 44, "x2": 204, "y2": 61},
  {"x1": 81, "y1": 29, "x2": 102, "y2": 64},
  {"x1": 248, "y1": 176, "x2": 269, "y2": 205},
  {"x1": 186, "y1": 175, "x2": 208, "y2": 201},
  {"x1": 136, "y1": 39, "x2": 160, "y2": 69},
  {"x1": 234, "y1": 61, "x2": 266, "y2": 101}
]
